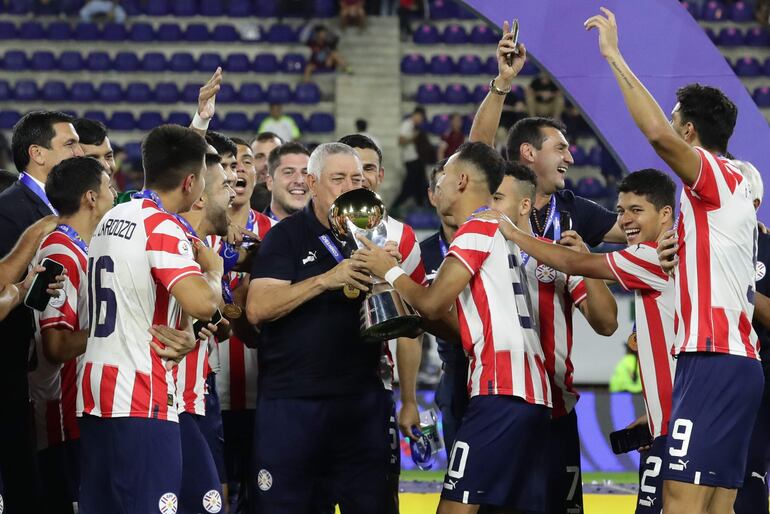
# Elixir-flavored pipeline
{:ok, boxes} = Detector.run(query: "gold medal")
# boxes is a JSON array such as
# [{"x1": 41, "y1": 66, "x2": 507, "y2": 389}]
[
  {"x1": 343, "y1": 284, "x2": 360, "y2": 299},
  {"x1": 223, "y1": 303, "x2": 243, "y2": 319}
]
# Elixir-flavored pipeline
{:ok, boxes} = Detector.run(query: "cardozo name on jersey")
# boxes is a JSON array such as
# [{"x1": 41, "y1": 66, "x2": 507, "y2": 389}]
[{"x1": 95, "y1": 218, "x2": 137, "y2": 240}]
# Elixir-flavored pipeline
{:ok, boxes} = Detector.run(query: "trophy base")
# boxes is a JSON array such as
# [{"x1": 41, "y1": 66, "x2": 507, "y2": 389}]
[{"x1": 360, "y1": 288, "x2": 423, "y2": 343}]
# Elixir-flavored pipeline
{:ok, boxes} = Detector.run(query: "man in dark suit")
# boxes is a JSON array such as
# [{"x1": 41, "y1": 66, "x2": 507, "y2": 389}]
[{"x1": 0, "y1": 111, "x2": 82, "y2": 514}]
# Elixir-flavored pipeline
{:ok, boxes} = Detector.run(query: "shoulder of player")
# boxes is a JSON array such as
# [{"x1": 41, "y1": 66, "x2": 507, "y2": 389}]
[
  {"x1": 38, "y1": 234, "x2": 86, "y2": 271},
  {"x1": 455, "y1": 217, "x2": 498, "y2": 237}
]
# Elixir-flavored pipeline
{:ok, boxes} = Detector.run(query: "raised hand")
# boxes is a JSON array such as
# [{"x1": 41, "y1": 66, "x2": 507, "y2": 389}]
[
  {"x1": 198, "y1": 67, "x2": 223, "y2": 121},
  {"x1": 584, "y1": 7, "x2": 620, "y2": 58},
  {"x1": 497, "y1": 20, "x2": 527, "y2": 87}
]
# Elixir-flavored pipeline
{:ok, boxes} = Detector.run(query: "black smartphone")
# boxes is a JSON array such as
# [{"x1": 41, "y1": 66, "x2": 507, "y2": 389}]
[
  {"x1": 560, "y1": 210, "x2": 573, "y2": 232},
  {"x1": 609, "y1": 425, "x2": 653, "y2": 454},
  {"x1": 24, "y1": 258, "x2": 65, "y2": 311},
  {"x1": 506, "y1": 18, "x2": 520, "y2": 66},
  {"x1": 193, "y1": 309, "x2": 224, "y2": 338}
]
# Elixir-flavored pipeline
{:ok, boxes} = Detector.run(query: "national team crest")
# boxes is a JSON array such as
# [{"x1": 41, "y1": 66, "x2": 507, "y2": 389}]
[
  {"x1": 158, "y1": 492, "x2": 178, "y2": 514},
  {"x1": 178, "y1": 240, "x2": 192, "y2": 258},
  {"x1": 257, "y1": 469, "x2": 273, "y2": 491},
  {"x1": 48, "y1": 288, "x2": 67, "y2": 309},
  {"x1": 757, "y1": 261, "x2": 766, "y2": 281},
  {"x1": 535, "y1": 263, "x2": 556, "y2": 283},
  {"x1": 202, "y1": 490, "x2": 222, "y2": 513}
]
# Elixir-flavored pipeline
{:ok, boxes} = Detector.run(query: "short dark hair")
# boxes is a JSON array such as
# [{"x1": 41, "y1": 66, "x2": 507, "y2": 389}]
[
  {"x1": 142, "y1": 125, "x2": 208, "y2": 191},
  {"x1": 0, "y1": 169, "x2": 17, "y2": 193},
  {"x1": 503, "y1": 161, "x2": 537, "y2": 201},
  {"x1": 429, "y1": 158, "x2": 448, "y2": 192},
  {"x1": 267, "y1": 142, "x2": 310, "y2": 177},
  {"x1": 675, "y1": 83, "x2": 737, "y2": 154},
  {"x1": 73, "y1": 118, "x2": 108, "y2": 146},
  {"x1": 205, "y1": 150, "x2": 222, "y2": 167},
  {"x1": 230, "y1": 137, "x2": 251, "y2": 149},
  {"x1": 205, "y1": 131, "x2": 237, "y2": 158},
  {"x1": 46, "y1": 156, "x2": 104, "y2": 216},
  {"x1": 506, "y1": 117, "x2": 567, "y2": 161},
  {"x1": 414, "y1": 106, "x2": 426, "y2": 117},
  {"x1": 11, "y1": 110, "x2": 74, "y2": 171},
  {"x1": 250, "y1": 131, "x2": 284, "y2": 146},
  {"x1": 337, "y1": 134, "x2": 382, "y2": 167},
  {"x1": 454, "y1": 141, "x2": 506, "y2": 194},
  {"x1": 355, "y1": 119, "x2": 367, "y2": 132},
  {"x1": 618, "y1": 168, "x2": 676, "y2": 211}
]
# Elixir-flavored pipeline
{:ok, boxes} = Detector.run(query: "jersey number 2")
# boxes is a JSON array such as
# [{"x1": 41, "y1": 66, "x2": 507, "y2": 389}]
[{"x1": 88, "y1": 256, "x2": 116, "y2": 337}]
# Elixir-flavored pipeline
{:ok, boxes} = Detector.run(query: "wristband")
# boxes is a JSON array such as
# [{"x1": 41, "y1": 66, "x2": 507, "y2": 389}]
[
  {"x1": 489, "y1": 78, "x2": 512, "y2": 96},
  {"x1": 384, "y1": 266, "x2": 406, "y2": 287},
  {"x1": 192, "y1": 112, "x2": 210, "y2": 131}
]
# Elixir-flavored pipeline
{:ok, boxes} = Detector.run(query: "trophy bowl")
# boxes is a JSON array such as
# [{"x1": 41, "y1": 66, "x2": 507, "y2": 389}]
[{"x1": 328, "y1": 189, "x2": 422, "y2": 343}]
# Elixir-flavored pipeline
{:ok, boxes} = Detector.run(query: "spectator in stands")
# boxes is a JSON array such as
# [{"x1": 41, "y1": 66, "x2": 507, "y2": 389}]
[
  {"x1": 257, "y1": 104, "x2": 301, "y2": 143},
  {"x1": 392, "y1": 106, "x2": 430, "y2": 211},
  {"x1": 526, "y1": 72, "x2": 565, "y2": 120},
  {"x1": 79, "y1": 0, "x2": 127, "y2": 23},
  {"x1": 609, "y1": 334, "x2": 643, "y2": 394},
  {"x1": 303, "y1": 25, "x2": 352, "y2": 82},
  {"x1": 397, "y1": 0, "x2": 423, "y2": 39},
  {"x1": 340, "y1": 0, "x2": 367, "y2": 31},
  {"x1": 561, "y1": 102, "x2": 591, "y2": 142},
  {"x1": 437, "y1": 113, "x2": 466, "y2": 161},
  {"x1": 73, "y1": 118, "x2": 116, "y2": 179},
  {"x1": 500, "y1": 94, "x2": 528, "y2": 131},
  {"x1": 355, "y1": 118, "x2": 380, "y2": 149}
]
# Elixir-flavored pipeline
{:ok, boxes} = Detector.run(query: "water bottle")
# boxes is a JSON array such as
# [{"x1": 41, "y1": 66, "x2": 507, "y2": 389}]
[{"x1": 409, "y1": 408, "x2": 444, "y2": 470}]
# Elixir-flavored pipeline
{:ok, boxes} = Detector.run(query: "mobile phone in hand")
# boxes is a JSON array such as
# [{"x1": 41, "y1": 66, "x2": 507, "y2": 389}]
[
  {"x1": 24, "y1": 258, "x2": 65, "y2": 311},
  {"x1": 609, "y1": 425, "x2": 653, "y2": 454},
  {"x1": 193, "y1": 309, "x2": 224, "y2": 338},
  {"x1": 506, "y1": 19, "x2": 520, "y2": 66},
  {"x1": 560, "y1": 210, "x2": 573, "y2": 232}
]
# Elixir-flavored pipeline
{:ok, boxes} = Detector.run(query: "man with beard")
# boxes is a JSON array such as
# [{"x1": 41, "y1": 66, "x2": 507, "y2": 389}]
[
  {"x1": 264, "y1": 142, "x2": 311, "y2": 222},
  {"x1": 250, "y1": 132, "x2": 283, "y2": 213}
]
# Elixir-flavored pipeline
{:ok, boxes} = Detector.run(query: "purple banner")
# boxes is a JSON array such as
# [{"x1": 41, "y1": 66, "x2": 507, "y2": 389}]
[{"x1": 460, "y1": 0, "x2": 770, "y2": 220}]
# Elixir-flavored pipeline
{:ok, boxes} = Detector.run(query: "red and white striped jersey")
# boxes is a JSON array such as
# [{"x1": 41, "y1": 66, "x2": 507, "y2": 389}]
[
  {"x1": 448, "y1": 218, "x2": 551, "y2": 406},
  {"x1": 522, "y1": 245, "x2": 587, "y2": 418},
  {"x1": 77, "y1": 197, "x2": 203, "y2": 423},
  {"x1": 606, "y1": 242, "x2": 676, "y2": 438},
  {"x1": 29, "y1": 231, "x2": 88, "y2": 449},
  {"x1": 675, "y1": 147, "x2": 758, "y2": 358},
  {"x1": 380, "y1": 215, "x2": 426, "y2": 390}
]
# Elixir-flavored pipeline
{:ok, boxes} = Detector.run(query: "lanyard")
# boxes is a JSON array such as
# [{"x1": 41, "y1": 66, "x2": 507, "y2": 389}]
[
  {"x1": 174, "y1": 213, "x2": 200, "y2": 241},
  {"x1": 438, "y1": 236, "x2": 448, "y2": 259},
  {"x1": 246, "y1": 209, "x2": 256, "y2": 233},
  {"x1": 541, "y1": 195, "x2": 562, "y2": 241},
  {"x1": 466, "y1": 205, "x2": 489, "y2": 221},
  {"x1": 318, "y1": 234, "x2": 344, "y2": 263},
  {"x1": 56, "y1": 224, "x2": 88, "y2": 254},
  {"x1": 133, "y1": 189, "x2": 167, "y2": 211},
  {"x1": 20, "y1": 173, "x2": 57, "y2": 215}
]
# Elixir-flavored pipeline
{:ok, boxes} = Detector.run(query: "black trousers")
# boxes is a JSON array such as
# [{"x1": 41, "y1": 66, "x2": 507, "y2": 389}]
[{"x1": 391, "y1": 159, "x2": 428, "y2": 210}]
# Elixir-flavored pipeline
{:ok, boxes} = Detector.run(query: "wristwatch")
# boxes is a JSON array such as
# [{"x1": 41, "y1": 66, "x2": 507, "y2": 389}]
[{"x1": 489, "y1": 78, "x2": 512, "y2": 96}]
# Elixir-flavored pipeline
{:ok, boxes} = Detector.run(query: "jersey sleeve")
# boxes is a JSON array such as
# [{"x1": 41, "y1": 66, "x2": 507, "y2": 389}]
[
  {"x1": 254, "y1": 211, "x2": 276, "y2": 240},
  {"x1": 37, "y1": 247, "x2": 81, "y2": 331},
  {"x1": 572, "y1": 196, "x2": 618, "y2": 247},
  {"x1": 567, "y1": 275, "x2": 588, "y2": 306},
  {"x1": 250, "y1": 224, "x2": 295, "y2": 282},
  {"x1": 146, "y1": 216, "x2": 203, "y2": 292},
  {"x1": 605, "y1": 243, "x2": 669, "y2": 293},
  {"x1": 398, "y1": 223, "x2": 427, "y2": 285},
  {"x1": 447, "y1": 219, "x2": 497, "y2": 276},
  {"x1": 688, "y1": 147, "x2": 745, "y2": 210}
]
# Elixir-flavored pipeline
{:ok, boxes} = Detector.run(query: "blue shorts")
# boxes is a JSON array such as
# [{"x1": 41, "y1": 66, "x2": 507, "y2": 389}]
[
  {"x1": 662, "y1": 352, "x2": 764, "y2": 488},
  {"x1": 387, "y1": 396, "x2": 401, "y2": 476},
  {"x1": 636, "y1": 435, "x2": 667, "y2": 514},
  {"x1": 440, "y1": 395, "x2": 550, "y2": 511},
  {"x1": 435, "y1": 359, "x2": 469, "y2": 456},
  {"x1": 546, "y1": 410, "x2": 583, "y2": 514},
  {"x1": 179, "y1": 413, "x2": 224, "y2": 514},
  {"x1": 253, "y1": 389, "x2": 390, "y2": 514},
  {"x1": 734, "y1": 379, "x2": 770, "y2": 514},
  {"x1": 222, "y1": 409, "x2": 255, "y2": 485},
  {"x1": 37, "y1": 440, "x2": 80, "y2": 512},
  {"x1": 200, "y1": 373, "x2": 226, "y2": 483},
  {"x1": 78, "y1": 414, "x2": 182, "y2": 514}
]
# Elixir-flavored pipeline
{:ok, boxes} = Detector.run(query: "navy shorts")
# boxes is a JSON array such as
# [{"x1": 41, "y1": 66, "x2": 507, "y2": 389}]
[
  {"x1": 253, "y1": 389, "x2": 390, "y2": 514},
  {"x1": 435, "y1": 360, "x2": 469, "y2": 456},
  {"x1": 440, "y1": 395, "x2": 550, "y2": 511},
  {"x1": 387, "y1": 395, "x2": 401, "y2": 476},
  {"x1": 546, "y1": 410, "x2": 583, "y2": 514},
  {"x1": 200, "y1": 373, "x2": 227, "y2": 483},
  {"x1": 179, "y1": 413, "x2": 224, "y2": 514},
  {"x1": 222, "y1": 409, "x2": 255, "y2": 485},
  {"x1": 662, "y1": 352, "x2": 764, "y2": 488},
  {"x1": 734, "y1": 379, "x2": 770, "y2": 514},
  {"x1": 78, "y1": 414, "x2": 182, "y2": 514},
  {"x1": 636, "y1": 435, "x2": 667, "y2": 514}
]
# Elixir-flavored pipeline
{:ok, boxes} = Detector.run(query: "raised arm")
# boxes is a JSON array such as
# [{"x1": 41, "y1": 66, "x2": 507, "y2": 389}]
[
  {"x1": 189, "y1": 67, "x2": 222, "y2": 137},
  {"x1": 169, "y1": 242, "x2": 223, "y2": 322},
  {"x1": 585, "y1": 8, "x2": 701, "y2": 185}
]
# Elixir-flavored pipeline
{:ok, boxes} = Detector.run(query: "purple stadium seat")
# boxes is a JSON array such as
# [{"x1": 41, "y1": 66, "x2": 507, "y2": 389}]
[
  {"x1": 704, "y1": 27, "x2": 718, "y2": 44},
  {"x1": 753, "y1": 87, "x2": 770, "y2": 107},
  {"x1": 729, "y1": 1, "x2": 754, "y2": 22},
  {"x1": 287, "y1": 112, "x2": 305, "y2": 130},
  {"x1": 735, "y1": 56, "x2": 762, "y2": 77},
  {"x1": 225, "y1": 53, "x2": 251, "y2": 72},
  {"x1": 252, "y1": 112, "x2": 269, "y2": 128},
  {"x1": 47, "y1": 21, "x2": 72, "y2": 40},
  {"x1": 126, "y1": 83, "x2": 153, "y2": 103},
  {"x1": 172, "y1": 0, "x2": 197, "y2": 16},
  {"x1": 129, "y1": 22, "x2": 155, "y2": 42},
  {"x1": 254, "y1": 53, "x2": 279, "y2": 73},
  {"x1": 181, "y1": 83, "x2": 200, "y2": 103},
  {"x1": 266, "y1": 23, "x2": 297, "y2": 43},
  {"x1": 4, "y1": 50, "x2": 27, "y2": 71},
  {"x1": 307, "y1": 113, "x2": 334, "y2": 133},
  {"x1": 405, "y1": 210, "x2": 439, "y2": 230},
  {"x1": 564, "y1": 178, "x2": 575, "y2": 191},
  {"x1": 416, "y1": 84, "x2": 442, "y2": 104},
  {"x1": 519, "y1": 61, "x2": 539, "y2": 76},
  {"x1": 31, "y1": 51, "x2": 56, "y2": 71},
  {"x1": 763, "y1": 58, "x2": 770, "y2": 76},
  {"x1": 576, "y1": 177, "x2": 606, "y2": 199},
  {"x1": 483, "y1": 56, "x2": 498, "y2": 75},
  {"x1": 60, "y1": 0, "x2": 85, "y2": 15},
  {"x1": 145, "y1": 0, "x2": 170, "y2": 15},
  {"x1": 569, "y1": 145, "x2": 587, "y2": 166},
  {"x1": 158, "y1": 23, "x2": 183, "y2": 42},
  {"x1": 155, "y1": 83, "x2": 180, "y2": 103},
  {"x1": 74, "y1": 22, "x2": 101, "y2": 41},
  {"x1": 429, "y1": 55, "x2": 455, "y2": 75},
  {"x1": 0, "y1": 81, "x2": 11, "y2": 101},
  {"x1": 401, "y1": 54, "x2": 427, "y2": 75},
  {"x1": 42, "y1": 81, "x2": 68, "y2": 102},
  {"x1": 717, "y1": 27, "x2": 744, "y2": 47},
  {"x1": 745, "y1": 27, "x2": 770, "y2": 47},
  {"x1": 86, "y1": 52, "x2": 111, "y2": 72},
  {"x1": 71, "y1": 82, "x2": 96, "y2": 102},
  {"x1": 121, "y1": 0, "x2": 142, "y2": 15},
  {"x1": 456, "y1": 2, "x2": 477, "y2": 19},
  {"x1": 114, "y1": 52, "x2": 139, "y2": 72},
  {"x1": 471, "y1": 84, "x2": 490, "y2": 103},
  {"x1": 98, "y1": 82, "x2": 123, "y2": 103},
  {"x1": 431, "y1": 114, "x2": 450, "y2": 135},
  {"x1": 109, "y1": 112, "x2": 136, "y2": 131},
  {"x1": 429, "y1": 0, "x2": 457, "y2": 20},
  {"x1": 8, "y1": 0, "x2": 31, "y2": 15},
  {"x1": 222, "y1": 113, "x2": 251, "y2": 132},
  {"x1": 169, "y1": 53, "x2": 196, "y2": 72},
  {"x1": 680, "y1": 0, "x2": 700, "y2": 19},
  {"x1": 167, "y1": 112, "x2": 192, "y2": 126},
  {"x1": 469, "y1": 25, "x2": 498, "y2": 45},
  {"x1": 314, "y1": 0, "x2": 336, "y2": 17},
  {"x1": 588, "y1": 146, "x2": 604, "y2": 167},
  {"x1": 239, "y1": 83, "x2": 265, "y2": 103},
  {"x1": 457, "y1": 55, "x2": 483, "y2": 75},
  {"x1": 102, "y1": 22, "x2": 127, "y2": 41},
  {"x1": 124, "y1": 142, "x2": 142, "y2": 161},
  {"x1": 0, "y1": 111, "x2": 21, "y2": 129},
  {"x1": 200, "y1": 1, "x2": 224, "y2": 15},
  {"x1": 228, "y1": 0, "x2": 253, "y2": 15},
  {"x1": 295, "y1": 83, "x2": 321, "y2": 104},
  {"x1": 413, "y1": 24, "x2": 440, "y2": 44},
  {"x1": 266, "y1": 83, "x2": 293, "y2": 104},
  {"x1": 281, "y1": 53, "x2": 307, "y2": 74},
  {"x1": 0, "y1": 21, "x2": 17, "y2": 40},
  {"x1": 444, "y1": 84, "x2": 470, "y2": 104},
  {"x1": 702, "y1": 1, "x2": 726, "y2": 21},
  {"x1": 14, "y1": 80, "x2": 38, "y2": 101},
  {"x1": 19, "y1": 21, "x2": 45, "y2": 40},
  {"x1": 217, "y1": 84, "x2": 237, "y2": 104},
  {"x1": 58, "y1": 51, "x2": 83, "y2": 71},
  {"x1": 137, "y1": 112, "x2": 164, "y2": 131},
  {"x1": 185, "y1": 23, "x2": 210, "y2": 42},
  {"x1": 254, "y1": 0, "x2": 278, "y2": 17},
  {"x1": 142, "y1": 53, "x2": 168, "y2": 72},
  {"x1": 442, "y1": 24, "x2": 469, "y2": 44},
  {"x1": 198, "y1": 53, "x2": 223, "y2": 72},
  {"x1": 213, "y1": 24, "x2": 239, "y2": 42},
  {"x1": 83, "y1": 110, "x2": 108, "y2": 126}
]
